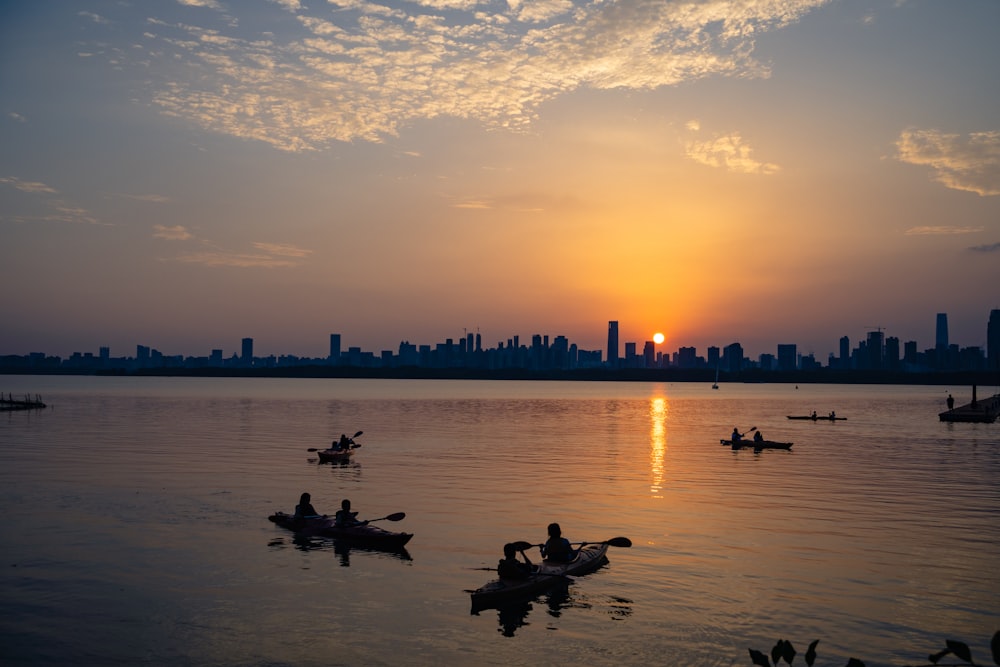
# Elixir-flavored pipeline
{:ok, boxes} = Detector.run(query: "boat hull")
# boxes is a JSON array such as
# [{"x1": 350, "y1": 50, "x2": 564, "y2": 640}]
[
  {"x1": 470, "y1": 542, "x2": 609, "y2": 611},
  {"x1": 268, "y1": 512, "x2": 413, "y2": 548},
  {"x1": 720, "y1": 439, "x2": 793, "y2": 450},
  {"x1": 316, "y1": 448, "x2": 354, "y2": 463}
]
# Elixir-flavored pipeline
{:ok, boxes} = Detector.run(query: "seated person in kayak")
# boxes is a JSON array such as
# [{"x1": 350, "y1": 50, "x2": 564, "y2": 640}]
[
  {"x1": 730, "y1": 427, "x2": 743, "y2": 442},
  {"x1": 753, "y1": 430, "x2": 764, "y2": 443},
  {"x1": 334, "y1": 499, "x2": 368, "y2": 527},
  {"x1": 541, "y1": 523, "x2": 577, "y2": 562},
  {"x1": 332, "y1": 433, "x2": 351, "y2": 451},
  {"x1": 293, "y1": 492, "x2": 320, "y2": 519},
  {"x1": 497, "y1": 543, "x2": 534, "y2": 579}
]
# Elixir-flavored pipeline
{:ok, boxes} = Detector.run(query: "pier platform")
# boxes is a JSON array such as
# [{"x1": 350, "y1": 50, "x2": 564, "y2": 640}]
[{"x1": 939, "y1": 388, "x2": 1000, "y2": 423}]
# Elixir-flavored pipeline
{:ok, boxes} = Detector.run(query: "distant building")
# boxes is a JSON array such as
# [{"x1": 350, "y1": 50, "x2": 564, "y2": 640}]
[
  {"x1": 936, "y1": 313, "x2": 949, "y2": 351},
  {"x1": 989, "y1": 310, "x2": 1000, "y2": 372},
  {"x1": 241, "y1": 337, "x2": 253, "y2": 365},
  {"x1": 329, "y1": 334, "x2": 341, "y2": 363},
  {"x1": 777, "y1": 344, "x2": 797, "y2": 372},
  {"x1": 607, "y1": 321, "x2": 619, "y2": 369}
]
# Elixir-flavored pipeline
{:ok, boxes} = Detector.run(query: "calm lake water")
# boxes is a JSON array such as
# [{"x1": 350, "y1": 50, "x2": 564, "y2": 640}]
[{"x1": 1, "y1": 376, "x2": 997, "y2": 667}]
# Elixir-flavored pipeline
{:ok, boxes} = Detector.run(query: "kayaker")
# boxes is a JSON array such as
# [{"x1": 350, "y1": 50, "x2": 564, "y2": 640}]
[
  {"x1": 497, "y1": 543, "x2": 534, "y2": 579},
  {"x1": 332, "y1": 433, "x2": 351, "y2": 451},
  {"x1": 294, "y1": 492, "x2": 320, "y2": 519},
  {"x1": 334, "y1": 499, "x2": 368, "y2": 527},
  {"x1": 541, "y1": 523, "x2": 576, "y2": 562},
  {"x1": 730, "y1": 427, "x2": 743, "y2": 443},
  {"x1": 753, "y1": 430, "x2": 764, "y2": 443}
]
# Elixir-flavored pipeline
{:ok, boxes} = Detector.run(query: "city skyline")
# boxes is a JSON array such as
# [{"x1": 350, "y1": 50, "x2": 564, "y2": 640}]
[
  {"x1": 2, "y1": 2, "x2": 999, "y2": 359},
  {"x1": 5, "y1": 310, "x2": 997, "y2": 369}
]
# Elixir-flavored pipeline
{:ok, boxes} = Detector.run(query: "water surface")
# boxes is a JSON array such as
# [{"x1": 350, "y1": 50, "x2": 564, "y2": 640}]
[{"x1": 1, "y1": 377, "x2": 997, "y2": 666}]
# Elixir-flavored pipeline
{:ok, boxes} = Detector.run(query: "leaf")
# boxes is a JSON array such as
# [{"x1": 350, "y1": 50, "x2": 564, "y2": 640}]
[
  {"x1": 779, "y1": 640, "x2": 797, "y2": 664},
  {"x1": 946, "y1": 639, "x2": 973, "y2": 664},
  {"x1": 929, "y1": 649, "x2": 950, "y2": 664},
  {"x1": 772, "y1": 641, "x2": 783, "y2": 666},
  {"x1": 991, "y1": 630, "x2": 999, "y2": 666},
  {"x1": 845, "y1": 659, "x2": 866, "y2": 667},
  {"x1": 806, "y1": 639, "x2": 819, "y2": 667},
  {"x1": 748, "y1": 648, "x2": 772, "y2": 667}
]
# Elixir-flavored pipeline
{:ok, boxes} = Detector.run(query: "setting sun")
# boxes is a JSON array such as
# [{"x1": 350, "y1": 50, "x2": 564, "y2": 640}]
[{"x1": 653, "y1": 333, "x2": 665, "y2": 345}]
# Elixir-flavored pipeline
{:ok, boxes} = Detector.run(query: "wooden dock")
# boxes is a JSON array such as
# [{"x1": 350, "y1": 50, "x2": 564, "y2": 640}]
[
  {"x1": 939, "y1": 386, "x2": 1000, "y2": 423},
  {"x1": 0, "y1": 394, "x2": 47, "y2": 412}
]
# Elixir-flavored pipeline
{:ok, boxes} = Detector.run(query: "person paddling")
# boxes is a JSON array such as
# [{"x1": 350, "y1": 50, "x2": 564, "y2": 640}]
[
  {"x1": 731, "y1": 427, "x2": 744, "y2": 443},
  {"x1": 497, "y1": 543, "x2": 534, "y2": 579},
  {"x1": 541, "y1": 523, "x2": 577, "y2": 563},
  {"x1": 334, "y1": 499, "x2": 368, "y2": 527},
  {"x1": 293, "y1": 492, "x2": 320, "y2": 519}
]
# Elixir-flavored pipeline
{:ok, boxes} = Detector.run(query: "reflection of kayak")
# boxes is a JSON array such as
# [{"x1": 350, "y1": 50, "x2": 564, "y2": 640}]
[
  {"x1": 787, "y1": 415, "x2": 846, "y2": 421},
  {"x1": 470, "y1": 543, "x2": 609, "y2": 612},
  {"x1": 268, "y1": 512, "x2": 413, "y2": 549},
  {"x1": 720, "y1": 439, "x2": 793, "y2": 450}
]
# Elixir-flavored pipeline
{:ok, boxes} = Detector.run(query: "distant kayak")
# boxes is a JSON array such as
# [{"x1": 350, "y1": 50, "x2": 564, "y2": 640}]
[
  {"x1": 720, "y1": 439, "x2": 793, "y2": 450},
  {"x1": 787, "y1": 415, "x2": 846, "y2": 421},
  {"x1": 268, "y1": 512, "x2": 413, "y2": 549}
]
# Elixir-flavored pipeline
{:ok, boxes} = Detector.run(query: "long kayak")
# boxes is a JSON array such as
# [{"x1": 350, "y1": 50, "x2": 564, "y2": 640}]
[
  {"x1": 470, "y1": 542, "x2": 609, "y2": 611},
  {"x1": 720, "y1": 439, "x2": 793, "y2": 450},
  {"x1": 786, "y1": 415, "x2": 846, "y2": 421},
  {"x1": 268, "y1": 512, "x2": 413, "y2": 548}
]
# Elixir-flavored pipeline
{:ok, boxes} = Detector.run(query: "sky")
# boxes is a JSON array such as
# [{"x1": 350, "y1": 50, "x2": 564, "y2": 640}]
[{"x1": 2, "y1": 0, "x2": 999, "y2": 361}]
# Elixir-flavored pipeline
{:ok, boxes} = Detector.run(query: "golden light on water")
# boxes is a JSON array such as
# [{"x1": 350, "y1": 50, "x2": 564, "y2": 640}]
[{"x1": 649, "y1": 395, "x2": 667, "y2": 497}]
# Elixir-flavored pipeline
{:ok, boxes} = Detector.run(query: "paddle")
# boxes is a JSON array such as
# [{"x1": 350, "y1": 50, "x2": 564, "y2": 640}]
[
  {"x1": 366, "y1": 512, "x2": 405, "y2": 522},
  {"x1": 513, "y1": 536, "x2": 632, "y2": 550},
  {"x1": 307, "y1": 430, "x2": 365, "y2": 452}
]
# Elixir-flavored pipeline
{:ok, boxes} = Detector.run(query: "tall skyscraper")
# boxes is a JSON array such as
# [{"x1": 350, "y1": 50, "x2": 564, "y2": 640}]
[
  {"x1": 329, "y1": 333, "x2": 341, "y2": 362},
  {"x1": 241, "y1": 337, "x2": 253, "y2": 364},
  {"x1": 988, "y1": 309, "x2": 1000, "y2": 372},
  {"x1": 607, "y1": 321, "x2": 619, "y2": 368},
  {"x1": 936, "y1": 313, "x2": 949, "y2": 350}
]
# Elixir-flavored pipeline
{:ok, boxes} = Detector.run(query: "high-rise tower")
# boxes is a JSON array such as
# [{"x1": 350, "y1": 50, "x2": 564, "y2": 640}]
[
  {"x1": 607, "y1": 321, "x2": 619, "y2": 368},
  {"x1": 935, "y1": 313, "x2": 949, "y2": 351},
  {"x1": 988, "y1": 309, "x2": 1000, "y2": 372}
]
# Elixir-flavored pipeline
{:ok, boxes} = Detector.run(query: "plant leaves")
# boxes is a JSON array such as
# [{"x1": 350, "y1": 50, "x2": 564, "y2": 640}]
[
  {"x1": 946, "y1": 639, "x2": 973, "y2": 664},
  {"x1": 806, "y1": 639, "x2": 819, "y2": 667},
  {"x1": 845, "y1": 658, "x2": 866, "y2": 667},
  {"x1": 991, "y1": 630, "x2": 999, "y2": 666},
  {"x1": 929, "y1": 649, "x2": 950, "y2": 664},
  {"x1": 748, "y1": 648, "x2": 772, "y2": 667},
  {"x1": 772, "y1": 641, "x2": 783, "y2": 666}
]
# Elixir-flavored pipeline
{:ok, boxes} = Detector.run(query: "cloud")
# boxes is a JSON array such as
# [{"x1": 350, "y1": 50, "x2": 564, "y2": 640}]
[
  {"x1": 969, "y1": 242, "x2": 1000, "y2": 253},
  {"x1": 896, "y1": 128, "x2": 1000, "y2": 196},
  {"x1": 252, "y1": 242, "x2": 312, "y2": 257},
  {"x1": 153, "y1": 224, "x2": 193, "y2": 240},
  {"x1": 0, "y1": 176, "x2": 57, "y2": 194},
  {"x1": 78, "y1": 11, "x2": 109, "y2": 25},
  {"x1": 177, "y1": 0, "x2": 224, "y2": 10},
  {"x1": 172, "y1": 251, "x2": 301, "y2": 268},
  {"x1": 8, "y1": 112, "x2": 27, "y2": 123},
  {"x1": 685, "y1": 129, "x2": 780, "y2": 175},
  {"x1": 904, "y1": 225, "x2": 984, "y2": 236},
  {"x1": 102, "y1": 0, "x2": 830, "y2": 150},
  {"x1": 119, "y1": 193, "x2": 171, "y2": 203}
]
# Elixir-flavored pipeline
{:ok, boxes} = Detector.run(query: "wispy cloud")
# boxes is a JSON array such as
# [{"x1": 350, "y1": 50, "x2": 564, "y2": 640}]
[
  {"x1": 969, "y1": 242, "x2": 1000, "y2": 253},
  {"x1": 904, "y1": 225, "x2": 984, "y2": 236},
  {"x1": 8, "y1": 112, "x2": 27, "y2": 123},
  {"x1": 896, "y1": 128, "x2": 1000, "y2": 196},
  {"x1": 177, "y1": 0, "x2": 224, "y2": 10},
  {"x1": 684, "y1": 128, "x2": 780, "y2": 175},
  {"x1": 78, "y1": 11, "x2": 109, "y2": 25},
  {"x1": 0, "y1": 176, "x2": 102, "y2": 224},
  {"x1": 153, "y1": 224, "x2": 193, "y2": 240},
  {"x1": 0, "y1": 176, "x2": 57, "y2": 194},
  {"x1": 172, "y1": 251, "x2": 301, "y2": 268},
  {"x1": 98, "y1": 0, "x2": 830, "y2": 150},
  {"x1": 252, "y1": 242, "x2": 312, "y2": 257}
]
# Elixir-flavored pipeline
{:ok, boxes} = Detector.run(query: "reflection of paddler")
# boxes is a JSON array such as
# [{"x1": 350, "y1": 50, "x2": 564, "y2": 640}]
[{"x1": 946, "y1": 394, "x2": 954, "y2": 411}]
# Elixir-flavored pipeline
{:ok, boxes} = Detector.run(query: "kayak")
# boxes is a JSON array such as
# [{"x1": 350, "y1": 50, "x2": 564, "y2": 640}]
[
  {"x1": 720, "y1": 439, "x2": 793, "y2": 450},
  {"x1": 786, "y1": 415, "x2": 846, "y2": 421},
  {"x1": 316, "y1": 447, "x2": 354, "y2": 463},
  {"x1": 470, "y1": 542, "x2": 609, "y2": 611},
  {"x1": 268, "y1": 512, "x2": 413, "y2": 549}
]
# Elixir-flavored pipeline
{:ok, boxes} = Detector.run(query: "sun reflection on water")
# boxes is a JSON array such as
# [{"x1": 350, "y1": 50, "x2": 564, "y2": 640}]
[{"x1": 649, "y1": 395, "x2": 668, "y2": 497}]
